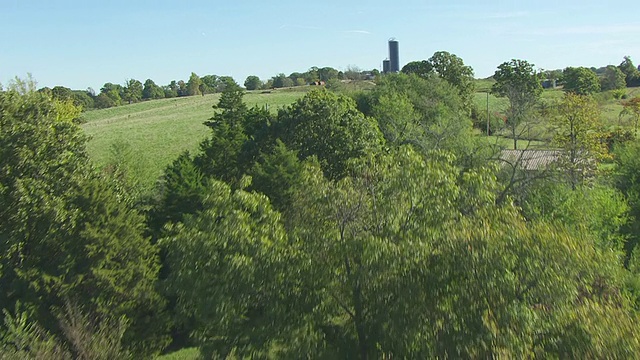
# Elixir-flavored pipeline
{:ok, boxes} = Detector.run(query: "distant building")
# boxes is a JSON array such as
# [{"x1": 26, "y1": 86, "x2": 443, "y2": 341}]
[
  {"x1": 382, "y1": 39, "x2": 399, "y2": 74},
  {"x1": 500, "y1": 149, "x2": 560, "y2": 171},
  {"x1": 382, "y1": 59, "x2": 390, "y2": 73},
  {"x1": 388, "y1": 39, "x2": 399, "y2": 73}
]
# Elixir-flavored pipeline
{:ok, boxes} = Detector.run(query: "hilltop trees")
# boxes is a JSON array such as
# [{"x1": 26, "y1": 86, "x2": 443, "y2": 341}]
[
  {"x1": 142, "y1": 79, "x2": 165, "y2": 100},
  {"x1": 186, "y1": 72, "x2": 202, "y2": 96},
  {"x1": 619, "y1": 56, "x2": 640, "y2": 87},
  {"x1": 243, "y1": 75, "x2": 262, "y2": 90},
  {"x1": 123, "y1": 78, "x2": 143, "y2": 104},
  {"x1": 600, "y1": 65, "x2": 627, "y2": 91},
  {"x1": 100, "y1": 82, "x2": 123, "y2": 106},
  {"x1": 563, "y1": 67, "x2": 600, "y2": 95}
]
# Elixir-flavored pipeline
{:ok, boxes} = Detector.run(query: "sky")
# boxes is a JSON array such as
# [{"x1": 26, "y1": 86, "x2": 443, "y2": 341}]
[{"x1": 1, "y1": 0, "x2": 639, "y2": 90}]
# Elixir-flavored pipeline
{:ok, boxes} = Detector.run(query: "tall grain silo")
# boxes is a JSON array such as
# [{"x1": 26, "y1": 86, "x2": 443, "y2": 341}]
[
  {"x1": 382, "y1": 59, "x2": 390, "y2": 73},
  {"x1": 388, "y1": 39, "x2": 399, "y2": 72}
]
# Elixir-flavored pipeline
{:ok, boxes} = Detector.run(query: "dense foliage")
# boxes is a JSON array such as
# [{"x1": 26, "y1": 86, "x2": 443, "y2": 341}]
[{"x1": 4, "y1": 51, "x2": 640, "y2": 358}]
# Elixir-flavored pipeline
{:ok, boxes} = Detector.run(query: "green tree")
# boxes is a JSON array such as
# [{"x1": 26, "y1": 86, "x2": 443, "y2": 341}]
[
  {"x1": 271, "y1": 73, "x2": 294, "y2": 88},
  {"x1": 600, "y1": 65, "x2": 627, "y2": 91},
  {"x1": 162, "y1": 81, "x2": 179, "y2": 98},
  {"x1": 247, "y1": 139, "x2": 306, "y2": 212},
  {"x1": 195, "y1": 78, "x2": 248, "y2": 184},
  {"x1": 620, "y1": 96, "x2": 640, "y2": 133},
  {"x1": 177, "y1": 80, "x2": 187, "y2": 97},
  {"x1": 142, "y1": 79, "x2": 164, "y2": 100},
  {"x1": 94, "y1": 92, "x2": 116, "y2": 109},
  {"x1": 71, "y1": 90, "x2": 94, "y2": 110},
  {"x1": 619, "y1": 56, "x2": 640, "y2": 87},
  {"x1": 544, "y1": 69, "x2": 563, "y2": 87},
  {"x1": 186, "y1": 72, "x2": 201, "y2": 96},
  {"x1": 159, "y1": 179, "x2": 289, "y2": 358},
  {"x1": 492, "y1": 59, "x2": 543, "y2": 149},
  {"x1": 51, "y1": 86, "x2": 73, "y2": 101},
  {"x1": 277, "y1": 88, "x2": 384, "y2": 180},
  {"x1": 244, "y1": 75, "x2": 262, "y2": 90},
  {"x1": 613, "y1": 141, "x2": 640, "y2": 260},
  {"x1": 551, "y1": 93, "x2": 608, "y2": 188},
  {"x1": 0, "y1": 87, "x2": 168, "y2": 357},
  {"x1": 365, "y1": 73, "x2": 477, "y2": 163},
  {"x1": 99, "y1": 82, "x2": 123, "y2": 106},
  {"x1": 318, "y1": 66, "x2": 340, "y2": 82},
  {"x1": 427, "y1": 51, "x2": 475, "y2": 109},
  {"x1": 282, "y1": 146, "x2": 638, "y2": 358},
  {"x1": 563, "y1": 67, "x2": 600, "y2": 95},
  {"x1": 200, "y1": 74, "x2": 219, "y2": 93},
  {"x1": 122, "y1": 79, "x2": 143, "y2": 104},
  {"x1": 401, "y1": 60, "x2": 432, "y2": 78}
]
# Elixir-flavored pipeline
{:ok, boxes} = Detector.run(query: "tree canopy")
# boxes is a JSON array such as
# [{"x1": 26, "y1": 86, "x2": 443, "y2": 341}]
[{"x1": 563, "y1": 67, "x2": 600, "y2": 95}]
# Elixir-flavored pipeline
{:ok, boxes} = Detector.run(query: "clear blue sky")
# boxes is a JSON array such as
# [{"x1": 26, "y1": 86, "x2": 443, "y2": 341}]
[{"x1": 2, "y1": 0, "x2": 639, "y2": 90}]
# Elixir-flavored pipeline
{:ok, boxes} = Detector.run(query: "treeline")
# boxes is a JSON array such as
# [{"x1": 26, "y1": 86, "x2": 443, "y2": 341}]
[
  {"x1": 245, "y1": 65, "x2": 378, "y2": 90},
  {"x1": 35, "y1": 65, "x2": 380, "y2": 112},
  {"x1": 3, "y1": 52, "x2": 640, "y2": 358},
  {"x1": 37, "y1": 72, "x2": 239, "y2": 111}
]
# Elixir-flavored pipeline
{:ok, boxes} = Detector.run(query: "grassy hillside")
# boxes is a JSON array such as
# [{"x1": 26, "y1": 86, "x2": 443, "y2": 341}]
[{"x1": 81, "y1": 89, "x2": 307, "y2": 189}]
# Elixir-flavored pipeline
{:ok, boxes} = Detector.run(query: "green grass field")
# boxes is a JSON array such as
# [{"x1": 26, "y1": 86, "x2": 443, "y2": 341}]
[{"x1": 81, "y1": 89, "x2": 306, "y2": 189}]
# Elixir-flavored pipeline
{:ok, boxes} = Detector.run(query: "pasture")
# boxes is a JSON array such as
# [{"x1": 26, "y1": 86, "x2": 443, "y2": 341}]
[{"x1": 81, "y1": 89, "x2": 306, "y2": 189}]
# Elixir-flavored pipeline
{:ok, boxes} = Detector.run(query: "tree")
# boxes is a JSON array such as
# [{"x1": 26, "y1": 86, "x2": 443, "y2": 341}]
[
  {"x1": 142, "y1": 79, "x2": 164, "y2": 100},
  {"x1": 277, "y1": 88, "x2": 384, "y2": 180},
  {"x1": 613, "y1": 141, "x2": 640, "y2": 259},
  {"x1": 0, "y1": 86, "x2": 168, "y2": 357},
  {"x1": 544, "y1": 69, "x2": 563, "y2": 88},
  {"x1": 620, "y1": 96, "x2": 640, "y2": 133},
  {"x1": 195, "y1": 78, "x2": 248, "y2": 183},
  {"x1": 492, "y1": 59, "x2": 543, "y2": 149},
  {"x1": 122, "y1": 79, "x2": 143, "y2": 104},
  {"x1": 51, "y1": 86, "x2": 73, "y2": 101},
  {"x1": 365, "y1": 73, "x2": 477, "y2": 163},
  {"x1": 99, "y1": 83, "x2": 122, "y2": 106},
  {"x1": 200, "y1": 74, "x2": 219, "y2": 94},
  {"x1": 244, "y1": 75, "x2": 262, "y2": 90},
  {"x1": 551, "y1": 93, "x2": 608, "y2": 188},
  {"x1": 402, "y1": 52, "x2": 475, "y2": 112},
  {"x1": 186, "y1": 72, "x2": 202, "y2": 96},
  {"x1": 619, "y1": 56, "x2": 640, "y2": 87},
  {"x1": 318, "y1": 66, "x2": 340, "y2": 82},
  {"x1": 271, "y1": 73, "x2": 293, "y2": 88},
  {"x1": 247, "y1": 139, "x2": 306, "y2": 212},
  {"x1": 94, "y1": 92, "x2": 116, "y2": 109},
  {"x1": 281, "y1": 146, "x2": 638, "y2": 358},
  {"x1": 163, "y1": 81, "x2": 179, "y2": 98},
  {"x1": 343, "y1": 65, "x2": 363, "y2": 81},
  {"x1": 600, "y1": 65, "x2": 626, "y2": 91},
  {"x1": 401, "y1": 60, "x2": 432, "y2": 78},
  {"x1": 159, "y1": 179, "x2": 289, "y2": 358},
  {"x1": 563, "y1": 67, "x2": 600, "y2": 95},
  {"x1": 71, "y1": 90, "x2": 94, "y2": 110},
  {"x1": 177, "y1": 80, "x2": 187, "y2": 97},
  {"x1": 427, "y1": 51, "x2": 475, "y2": 109}
]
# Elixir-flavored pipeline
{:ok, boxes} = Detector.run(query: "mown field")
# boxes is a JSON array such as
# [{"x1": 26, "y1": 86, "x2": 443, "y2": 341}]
[{"x1": 81, "y1": 89, "x2": 307, "y2": 189}]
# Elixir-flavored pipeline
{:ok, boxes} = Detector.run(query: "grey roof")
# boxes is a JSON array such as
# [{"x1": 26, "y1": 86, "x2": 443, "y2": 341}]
[{"x1": 499, "y1": 149, "x2": 560, "y2": 171}]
